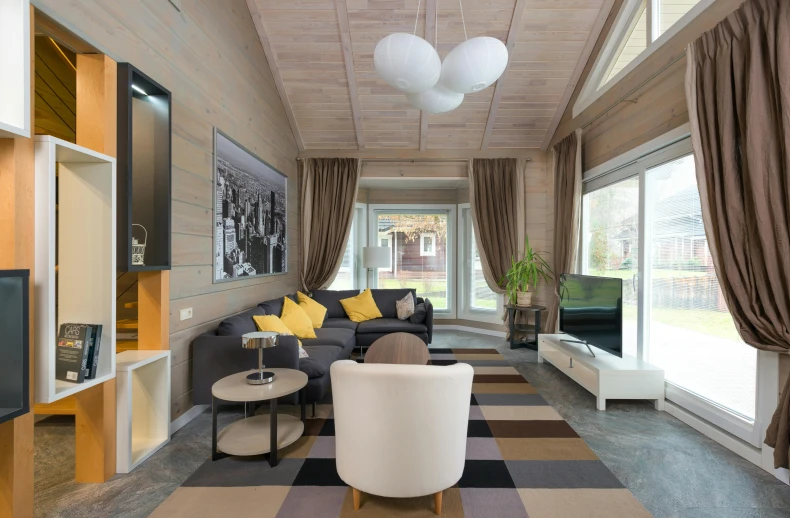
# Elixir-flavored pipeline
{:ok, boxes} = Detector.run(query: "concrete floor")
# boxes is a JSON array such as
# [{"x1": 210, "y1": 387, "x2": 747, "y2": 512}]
[{"x1": 33, "y1": 330, "x2": 790, "y2": 517}]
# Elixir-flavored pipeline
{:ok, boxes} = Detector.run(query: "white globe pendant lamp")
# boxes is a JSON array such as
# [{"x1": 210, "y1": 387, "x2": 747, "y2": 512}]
[
  {"x1": 406, "y1": 84, "x2": 464, "y2": 114},
  {"x1": 374, "y1": 33, "x2": 441, "y2": 94},
  {"x1": 440, "y1": 36, "x2": 509, "y2": 94}
]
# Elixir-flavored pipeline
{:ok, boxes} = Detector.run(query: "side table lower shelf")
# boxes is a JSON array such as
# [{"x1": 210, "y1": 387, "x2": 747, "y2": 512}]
[{"x1": 217, "y1": 414, "x2": 304, "y2": 456}]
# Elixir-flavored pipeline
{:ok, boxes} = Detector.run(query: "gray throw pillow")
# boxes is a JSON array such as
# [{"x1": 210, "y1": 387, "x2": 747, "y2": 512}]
[
  {"x1": 396, "y1": 293, "x2": 415, "y2": 320},
  {"x1": 410, "y1": 302, "x2": 427, "y2": 324}
]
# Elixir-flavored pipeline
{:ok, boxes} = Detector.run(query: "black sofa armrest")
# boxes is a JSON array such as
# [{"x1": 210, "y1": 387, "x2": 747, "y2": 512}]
[
  {"x1": 192, "y1": 332, "x2": 300, "y2": 405},
  {"x1": 424, "y1": 297, "x2": 434, "y2": 344}
]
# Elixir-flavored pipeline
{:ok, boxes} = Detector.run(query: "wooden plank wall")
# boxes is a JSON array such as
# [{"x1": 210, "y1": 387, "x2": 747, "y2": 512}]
[
  {"x1": 582, "y1": 56, "x2": 687, "y2": 171},
  {"x1": 35, "y1": 0, "x2": 299, "y2": 422}
]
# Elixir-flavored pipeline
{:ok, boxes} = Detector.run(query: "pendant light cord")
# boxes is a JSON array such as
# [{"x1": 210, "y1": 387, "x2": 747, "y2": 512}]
[
  {"x1": 413, "y1": 0, "x2": 422, "y2": 35},
  {"x1": 435, "y1": 0, "x2": 439, "y2": 47},
  {"x1": 459, "y1": 0, "x2": 467, "y2": 41}
]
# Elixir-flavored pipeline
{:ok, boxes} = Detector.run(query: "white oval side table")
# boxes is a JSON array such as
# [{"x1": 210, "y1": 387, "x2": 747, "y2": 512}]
[{"x1": 211, "y1": 368, "x2": 307, "y2": 467}]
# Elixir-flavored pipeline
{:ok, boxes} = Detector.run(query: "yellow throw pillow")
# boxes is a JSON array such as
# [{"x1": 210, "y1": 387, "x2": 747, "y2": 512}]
[
  {"x1": 340, "y1": 288, "x2": 383, "y2": 323},
  {"x1": 280, "y1": 297, "x2": 317, "y2": 339},
  {"x1": 252, "y1": 314, "x2": 304, "y2": 349},
  {"x1": 297, "y1": 292, "x2": 327, "y2": 328}
]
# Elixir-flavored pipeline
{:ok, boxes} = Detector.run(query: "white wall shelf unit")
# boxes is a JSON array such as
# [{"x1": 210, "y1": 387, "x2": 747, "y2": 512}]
[
  {"x1": 0, "y1": 0, "x2": 31, "y2": 138},
  {"x1": 116, "y1": 350, "x2": 171, "y2": 473},
  {"x1": 538, "y1": 334, "x2": 665, "y2": 411},
  {"x1": 34, "y1": 136, "x2": 117, "y2": 403}
]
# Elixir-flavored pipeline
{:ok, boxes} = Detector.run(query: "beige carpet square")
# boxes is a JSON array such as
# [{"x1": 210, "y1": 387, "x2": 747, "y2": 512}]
[
  {"x1": 518, "y1": 488, "x2": 652, "y2": 518},
  {"x1": 472, "y1": 382, "x2": 538, "y2": 394},
  {"x1": 480, "y1": 405, "x2": 563, "y2": 421},
  {"x1": 455, "y1": 353, "x2": 504, "y2": 361},
  {"x1": 339, "y1": 488, "x2": 464, "y2": 517},
  {"x1": 472, "y1": 366, "x2": 520, "y2": 375},
  {"x1": 150, "y1": 486, "x2": 290, "y2": 518},
  {"x1": 496, "y1": 438, "x2": 599, "y2": 460}
]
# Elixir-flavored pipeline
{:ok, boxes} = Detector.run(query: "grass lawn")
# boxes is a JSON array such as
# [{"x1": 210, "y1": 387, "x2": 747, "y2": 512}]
[{"x1": 623, "y1": 304, "x2": 740, "y2": 341}]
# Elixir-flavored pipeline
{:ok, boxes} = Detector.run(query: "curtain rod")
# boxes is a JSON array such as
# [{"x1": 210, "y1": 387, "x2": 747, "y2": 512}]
[{"x1": 296, "y1": 157, "x2": 532, "y2": 162}]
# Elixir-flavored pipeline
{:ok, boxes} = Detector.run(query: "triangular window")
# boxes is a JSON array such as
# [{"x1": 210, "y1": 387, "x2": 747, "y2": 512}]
[{"x1": 574, "y1": 0, "x2": 707, "y2": 117}]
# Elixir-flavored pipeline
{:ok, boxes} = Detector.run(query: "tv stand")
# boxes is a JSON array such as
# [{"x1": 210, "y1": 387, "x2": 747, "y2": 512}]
[
  {"x1": 539, "y1": 334, "x2": 665, "y2": 411},
  {"x1": 560, "y1": 339, "x2": 596, "y2": 358}
]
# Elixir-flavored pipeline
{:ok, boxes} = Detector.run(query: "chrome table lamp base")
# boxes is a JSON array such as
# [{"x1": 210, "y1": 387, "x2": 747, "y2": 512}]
[{"x1": 246, "y1": 368, "x2": 275, "y2": 385}]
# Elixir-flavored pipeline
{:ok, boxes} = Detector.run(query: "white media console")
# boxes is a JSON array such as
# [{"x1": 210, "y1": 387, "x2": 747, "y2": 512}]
[{"x1": 538, "y1": 334, "x2": 665, "y2": 411}]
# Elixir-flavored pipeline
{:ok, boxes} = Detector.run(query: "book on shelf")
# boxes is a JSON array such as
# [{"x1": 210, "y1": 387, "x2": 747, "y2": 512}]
[
  {"x1": 86, "y1": 324, "x2": 103, "y2": 379},
  {"x1": 55, "y1": 323, "x2": 96, "y2": 384}
]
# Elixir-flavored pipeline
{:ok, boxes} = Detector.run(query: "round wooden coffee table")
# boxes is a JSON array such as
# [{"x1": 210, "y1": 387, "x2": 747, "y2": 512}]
[
  {"x1": 211, "y1": 368, "x2": 307, "y2": 467},
  {"x1": 365, "y1": 332, "x2": 430, "y2": 365}
]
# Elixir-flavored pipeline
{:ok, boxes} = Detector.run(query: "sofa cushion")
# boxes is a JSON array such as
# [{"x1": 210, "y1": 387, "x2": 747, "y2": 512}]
[
  {"x1": 370, "y1": 289, "x2": 416, "y2": 319},
  {"x1": 356, "y1": 318, "x2": 428, "y2": 334},
  {"x1": 310, "y1": 290, "x2": 360, "y2": 319},
  {"x1": 322, "y1": 318, "x2": 358, "y2": 331},
  {"x1": 410, "y1": 302, "x2": 427, "y2": 324},
  {"x1": 300, "y1": 327, "x2": 356, "y2": 349},
  {"x1": 258, "y1": 294, "x2": 297, "y2": 318},
  {"x1": 217, "y1": 306, "x2": 267, "y2": 336},
  {"x1": 280, "y1": 297, "x2": 317, "y2": 339},
  {"x1": 299, "y1": 346, "x2": 341, "y2": 379},
  {"x1": 340, "y1": 289, "x2": 383, "y2": 322},
  {"x1": 297, "y1": 292, "x2": 327, "y2": 328}
]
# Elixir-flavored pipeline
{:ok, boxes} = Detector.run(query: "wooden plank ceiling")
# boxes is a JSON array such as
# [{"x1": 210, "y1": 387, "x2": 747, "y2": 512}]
[{"x1": 247, "y1": 0, "x2": 606, "y2": 151}]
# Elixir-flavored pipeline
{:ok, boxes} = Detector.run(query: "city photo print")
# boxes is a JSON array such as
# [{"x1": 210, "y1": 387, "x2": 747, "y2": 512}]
[{"x1": 213, "y1": 129, "x2": 287, "y2": 282}]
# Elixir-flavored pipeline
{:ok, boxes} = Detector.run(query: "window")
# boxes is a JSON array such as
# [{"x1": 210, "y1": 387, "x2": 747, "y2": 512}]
[
  {"x1": 581, "y1": 138, "x2": 758, "y2": 442},
  {"x1": 420, "y1": 233, "x2": 436, "y2": 256},
  {"x1": 581, "y1": 176, "x2": 640, "y2": 358},
  {"x1": 574, "y1": 0, "x2": 706, "y2": 116},
  {"x1": 371, "y1": 206, "x2": 455, "y2": 314},
  {"x1": 458, "y1": 205, "x2": 499, "y2": 321},
  {"x1": 644, "y1": 155, "x2": 756, "y2": 420},
  {"x1": 328, "y1": 204, "x2": 366, "y2": 290}
]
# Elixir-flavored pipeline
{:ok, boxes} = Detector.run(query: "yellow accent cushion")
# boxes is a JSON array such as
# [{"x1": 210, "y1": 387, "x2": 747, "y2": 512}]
[
  {"x1": 339, "y1": 288, "x2": 383, "y2": 323},
  {"x1": 297, "y1": 292, "x2": 327, "y2": 328},
  {"x1": 252, "y1": 314, "x2": 303, "y2": 348},
  {"x1": 280, "y1": 297, "x2": 317, "y2": 339}
]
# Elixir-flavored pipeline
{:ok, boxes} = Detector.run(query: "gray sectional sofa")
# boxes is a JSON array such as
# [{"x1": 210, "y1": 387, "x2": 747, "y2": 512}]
[{"x1": 192, "y1": 288, "x2": 433, "y2": 408}]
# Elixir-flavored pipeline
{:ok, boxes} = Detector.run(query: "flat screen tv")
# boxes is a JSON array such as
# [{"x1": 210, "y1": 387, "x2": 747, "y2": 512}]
[
  {"x1": 0, "y1": 269, "x2": 30, "y2": 425},
  {"x1": 558, "y1": 274, "x2": 623, "y2": 358}
]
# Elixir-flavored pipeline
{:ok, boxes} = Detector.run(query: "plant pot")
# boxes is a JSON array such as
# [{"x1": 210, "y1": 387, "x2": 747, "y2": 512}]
[{"x1": 516, "y1": 290, "x2": 532, "y2": 307}]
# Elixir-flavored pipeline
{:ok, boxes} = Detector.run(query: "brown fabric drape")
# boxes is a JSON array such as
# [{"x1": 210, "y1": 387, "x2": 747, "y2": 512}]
[
  {"x1": 468, "y1": 158, "x2": 525, "y2": 295},
  {"x1": 685, "y1": 0, "x2": 790, "y2": 468},
  {"x1": 299, "y1": 158, "x2": 360, "y2": 292},
  {"x1": 544, "y1": 129, "x2": 582, "y2": 333}
]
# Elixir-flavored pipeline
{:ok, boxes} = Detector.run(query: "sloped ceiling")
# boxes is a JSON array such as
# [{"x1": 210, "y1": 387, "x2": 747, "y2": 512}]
[{"x1": 247, "y1": 0, "x2": 609, "y2": 151}]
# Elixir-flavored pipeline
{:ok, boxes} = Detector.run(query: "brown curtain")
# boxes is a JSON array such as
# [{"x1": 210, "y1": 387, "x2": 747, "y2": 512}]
[
  {"x1": 299, "y1": 158, "x2": 360, "y2": 292},
  {"x1": 468, "y1": 158, "x2": 525, "y2": 295},
  {"x1": 685, "y1": 0, "x2": 790, "y2": 468},
  {"x1": 544, "y1": 129, "x2": 582, "y2": 333}
]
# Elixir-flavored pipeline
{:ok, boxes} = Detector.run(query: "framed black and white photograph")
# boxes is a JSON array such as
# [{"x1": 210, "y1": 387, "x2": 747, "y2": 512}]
[{"x1": 213, "y1": 129, "x2": 287, "y2": 282}]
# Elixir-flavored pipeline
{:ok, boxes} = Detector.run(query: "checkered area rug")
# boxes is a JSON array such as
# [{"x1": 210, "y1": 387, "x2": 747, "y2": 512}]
[{"x1": 152, "y1": 348, "x2": 651, "y2": 517}]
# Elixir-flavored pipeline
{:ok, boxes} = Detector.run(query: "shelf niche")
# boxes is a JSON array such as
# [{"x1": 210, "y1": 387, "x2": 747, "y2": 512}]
[
  {"x1": 117, "y1": 63, "x2": 172, "y2": 271},
  {"x1": 34, "y1": 136, "x2": 117, "y2": 404},
  {"x1": 0, "y1": 0, "x2": 31, "y2": 138}
]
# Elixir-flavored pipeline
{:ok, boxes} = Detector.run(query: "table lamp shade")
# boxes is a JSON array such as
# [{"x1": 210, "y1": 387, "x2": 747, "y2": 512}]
[{"x1": 362, "y1": 246, "x2": 391, "y2": 269}]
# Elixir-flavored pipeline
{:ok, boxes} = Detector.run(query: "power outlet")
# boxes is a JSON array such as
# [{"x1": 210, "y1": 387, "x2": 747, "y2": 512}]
[{"x1": 179, "y1": 307, "x2": 193, "y2": 321}]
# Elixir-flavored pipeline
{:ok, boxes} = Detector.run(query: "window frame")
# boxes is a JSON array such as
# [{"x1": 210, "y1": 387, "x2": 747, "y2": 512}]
[
  {"x1": 581, "y1": 136, "x2": 769, "y2": 447},
  {"x1": 368, "y1": 204, "x2": 457, "y2": 318},
  {"x1": 573, "y1": 0, "x2": 717, "y2": 118},
  {"x1": 457, "y1": 204, "x2": 503, "y2": 324},
  {"x1": 419, "y1": 232, "x2": 437, "y2": 257}
]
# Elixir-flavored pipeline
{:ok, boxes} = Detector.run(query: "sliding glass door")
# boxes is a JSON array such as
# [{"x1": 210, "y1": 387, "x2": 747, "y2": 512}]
[
  {"x1": 581, "y1": 138, "x2": 757, "y2": 439},
  {"x1": 644, "y1": 155, "x2": 756, "y2": 420}
]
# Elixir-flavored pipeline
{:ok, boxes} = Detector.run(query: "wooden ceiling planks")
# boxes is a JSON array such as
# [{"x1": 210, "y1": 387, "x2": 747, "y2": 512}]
[{"x1": 246, "y1": 0, "x2": 606, "y2": 151}]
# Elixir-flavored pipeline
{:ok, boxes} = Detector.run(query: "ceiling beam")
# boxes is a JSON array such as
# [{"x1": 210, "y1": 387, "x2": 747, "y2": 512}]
[
  {"x1": 420, "y1": 0, "x2": 437, "y2": 151},
  {"x1": 246, "y1": 0, "x2": 305, "y2": 152},
  {"x1": 298, "y1": 148, "x2": 540, "y2": 160},
  {"x1": 480, "y1": 0, "x2": 526, "y2": 150},
  {"x1": 540, "y1": 0, "x2": 616, "y2": 151},
  {"x1": 335, "y1": 0, "x2": 365, "y2": 149}
]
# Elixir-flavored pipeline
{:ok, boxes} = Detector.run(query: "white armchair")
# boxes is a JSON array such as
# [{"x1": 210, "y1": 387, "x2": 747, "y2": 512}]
[{"x1": 330, "y1": 360, "x2": 474, "y2": 514}]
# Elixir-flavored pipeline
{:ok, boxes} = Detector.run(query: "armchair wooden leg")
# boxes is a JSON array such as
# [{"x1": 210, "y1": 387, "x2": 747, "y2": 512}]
[
  {"x1": 434, "y1": 490, "x2": 442, "y2": 515},
  {"x1": 352, "y1": 487, "x2": 361, "y2": 510}
]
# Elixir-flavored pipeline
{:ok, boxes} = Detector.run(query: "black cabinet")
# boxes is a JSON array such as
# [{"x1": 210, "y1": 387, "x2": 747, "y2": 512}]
[
  {"x1": 0, "y1": 270, "x2": 29, "y2": 425},
  {"x1": 117, "y1": 63, "x2": 172, "y2": 271}
]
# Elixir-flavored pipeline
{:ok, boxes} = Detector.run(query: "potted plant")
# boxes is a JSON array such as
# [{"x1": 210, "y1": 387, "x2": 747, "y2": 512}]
[{"x1": 500, "y1": 236, "x2": 553, "y2": 306}]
